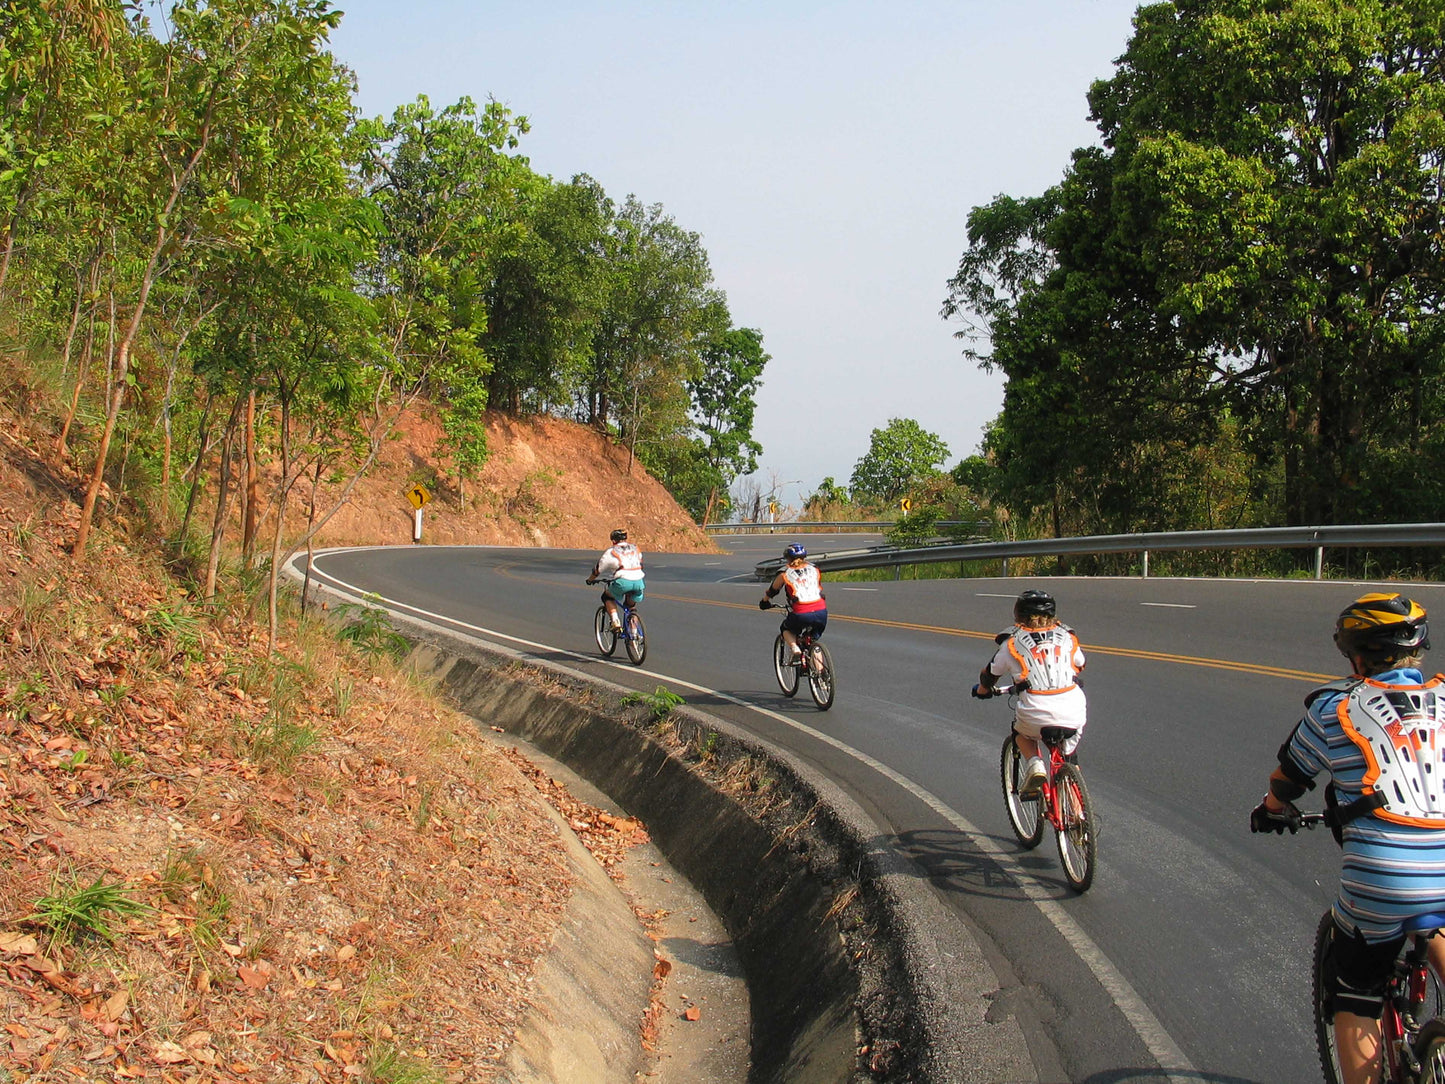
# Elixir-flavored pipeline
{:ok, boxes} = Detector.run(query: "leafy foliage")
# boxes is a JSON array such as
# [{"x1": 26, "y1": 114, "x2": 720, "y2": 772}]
[
  {"x1": 849, "y1": 418, "x2": 951, "y2": 504},
  {"x1": 943, "y1": 0, "x2": 1445, "y2": 538}
]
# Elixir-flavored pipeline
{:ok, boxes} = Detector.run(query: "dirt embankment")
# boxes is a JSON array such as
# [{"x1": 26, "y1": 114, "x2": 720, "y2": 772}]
[
  {"x1": 0, "y1": 398, "x2": 695, "y2": 1082},
  {"x1": 310, "y1": 408, "x2": 715, "y2": 554}
]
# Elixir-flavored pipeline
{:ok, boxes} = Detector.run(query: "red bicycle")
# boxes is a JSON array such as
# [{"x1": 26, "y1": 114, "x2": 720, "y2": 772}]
[
  {"x1": 1297, "y1": 815, "x2": 1445, "y2": 1083},
  {"x1": 984, "y1": 683, "x2": 1096, "y2": 892}
]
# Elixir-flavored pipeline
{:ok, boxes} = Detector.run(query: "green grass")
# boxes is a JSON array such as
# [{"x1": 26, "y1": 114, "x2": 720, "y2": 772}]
[
  {"x1": 27, "y1": 875, "x2": 150, "y2": 947},
  {"x1": 621, "y1": 685, "x2": 685, "y2": 721}
]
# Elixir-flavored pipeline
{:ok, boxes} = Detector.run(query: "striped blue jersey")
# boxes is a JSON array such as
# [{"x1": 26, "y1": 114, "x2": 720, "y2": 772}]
[{"x1": 1285, "y1": 667, "x2": 1445, "y2": 942}]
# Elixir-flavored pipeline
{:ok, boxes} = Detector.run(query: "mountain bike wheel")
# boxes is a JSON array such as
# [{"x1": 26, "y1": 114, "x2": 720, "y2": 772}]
[
  {"x1": 807, "y1": 642, "x2": 835, "y2": 710},
  {"x1": 1415, "y1": 1019, "x2": 1445, "y2": 1083},
  {"x1": 773, "y1": 634, "x2": 799, "y2": 697},
  {"x1": 1000, "y1": 735, "x2": 1044, "y2": 849},
  {"x1": 1312, "y1": 910, "x2": 1344, "y2": 1084},
  {"x1": 624, "y1": 610, "x2": 647, "y2": 666},
  {"x1": 1054, "y1": 763, "x2": 1096, "y2": 892},
  {"x1": 594, "y1": 606, "x2": 617, "y2": 657}
]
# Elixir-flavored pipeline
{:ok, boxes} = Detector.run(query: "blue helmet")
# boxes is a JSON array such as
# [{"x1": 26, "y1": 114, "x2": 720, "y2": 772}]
[{"x1": 784, "y1": 543, "x2": 807, "y2": 562}]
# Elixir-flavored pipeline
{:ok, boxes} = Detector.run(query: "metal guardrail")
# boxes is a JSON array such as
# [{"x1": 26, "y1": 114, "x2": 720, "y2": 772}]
[
  {"x1": 752, "y1": 522, "x2": 1445, "y2": 580},
  {"x1": 705, "y1": 520, "x2": 983, "y2": 532}
]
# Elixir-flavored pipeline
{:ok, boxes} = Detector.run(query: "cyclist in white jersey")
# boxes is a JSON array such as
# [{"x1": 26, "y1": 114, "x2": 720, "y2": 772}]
[
  {"x1": 587, "y1": 529, "x2": 645, "y2": 631},
  {"x1": 972, "y1": 590, "x2": 1087, "y2": 797}
]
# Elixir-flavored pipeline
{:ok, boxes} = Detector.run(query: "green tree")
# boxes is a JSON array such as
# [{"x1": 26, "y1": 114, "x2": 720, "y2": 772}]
[
  {"x1": 685, "y1": 321, "x2": 768, "y2": 522},
  {"x1": 849, "y1": 418, "x2": 950, "y2": 504},
  {"x1": 357, "y1": 94, "x2": 532, "y2": 500},
  {"x1": 945, "y1": 0, "x2": 1445, "y2": 532}
]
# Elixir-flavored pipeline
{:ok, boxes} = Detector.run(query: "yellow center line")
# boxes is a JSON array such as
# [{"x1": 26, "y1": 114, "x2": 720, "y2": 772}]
[{"x1": 497, "y1": 563, "x2": 1335, "y2": 684}]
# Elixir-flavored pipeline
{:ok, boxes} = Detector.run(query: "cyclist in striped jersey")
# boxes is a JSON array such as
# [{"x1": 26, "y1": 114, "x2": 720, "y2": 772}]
[{"x1": 1253, "y1": 593, "x2": 1445, "y2": 1084}]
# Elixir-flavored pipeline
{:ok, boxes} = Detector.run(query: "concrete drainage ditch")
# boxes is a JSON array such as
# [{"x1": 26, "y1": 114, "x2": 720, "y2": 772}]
[{"x1": 377, "y1": 610, "x2": 1029, "y2": 1083}]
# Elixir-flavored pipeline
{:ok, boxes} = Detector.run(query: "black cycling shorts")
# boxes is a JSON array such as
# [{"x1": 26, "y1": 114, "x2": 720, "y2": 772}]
[
  {"x1": 782, "y1": 610, "x2": 827, "y2": 638},
  {"x1": 1324, "y1": 916, "x2": 1405, "y2": 1019}
]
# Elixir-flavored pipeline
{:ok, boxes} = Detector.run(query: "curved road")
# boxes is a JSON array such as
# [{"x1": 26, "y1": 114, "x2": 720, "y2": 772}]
[{"x1": 302, "y1": 536, "x2": 1445, "y2": 1084}]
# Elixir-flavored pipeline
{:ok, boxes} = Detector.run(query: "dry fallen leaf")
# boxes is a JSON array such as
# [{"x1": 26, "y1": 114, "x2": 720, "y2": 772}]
[
  {"x1": 151, "y1": 1041, "x2": 189, "y2": 1065},
  {"x1": 0, "y1": 932, "x2": 38, "y2": 955},
  {"x1": 237, "y1": 966, "x2": 269, "y2": 990},
  {"x1": 102, "y1": 990, "x2": 128, "y2": 1022}
]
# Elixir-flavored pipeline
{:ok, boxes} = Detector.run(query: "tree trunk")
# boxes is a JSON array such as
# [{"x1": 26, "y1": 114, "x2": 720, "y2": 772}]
[
  {"x1": 242, "y1": 390, "x2": 259, "y2": 566},
  {"x1": 180, "y1": 391, "x2": 215, "y2": 543},
  {"x1": 203, "y1": 395, "x2": 245, "y2": 600}
]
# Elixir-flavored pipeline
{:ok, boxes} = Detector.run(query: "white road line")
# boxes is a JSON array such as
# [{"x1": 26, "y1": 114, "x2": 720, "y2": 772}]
[
  {"x1": 1140, "y1": 602, "x2": 1197, "y2": 609},
  {"x1": 977, "y1": 592, "x2": 1017, "y2": 598},
  {"x1": 307, "y1": 554, "x2": 1197, "y2": 1083}
]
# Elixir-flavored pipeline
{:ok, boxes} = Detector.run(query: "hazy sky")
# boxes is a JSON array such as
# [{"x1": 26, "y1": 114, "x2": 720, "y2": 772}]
[{"x1": 327, "y1": 1, "x2": 1143, "y2": 512}]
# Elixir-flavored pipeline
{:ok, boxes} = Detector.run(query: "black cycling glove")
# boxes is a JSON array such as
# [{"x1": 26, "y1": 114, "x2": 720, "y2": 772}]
[{"x1": 1250, "y1": 800, "x2": 1302, "y2": 835}]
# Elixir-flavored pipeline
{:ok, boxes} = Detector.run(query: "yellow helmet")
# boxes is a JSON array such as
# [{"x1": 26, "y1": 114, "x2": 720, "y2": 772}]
[{"x1": 1334, "y1": 593, "x2": 1430, "y2": 661}]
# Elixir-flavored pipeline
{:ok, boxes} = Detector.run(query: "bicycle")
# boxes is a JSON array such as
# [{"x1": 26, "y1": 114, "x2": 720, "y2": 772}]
[
  {"x1": 588, "y1": 579, "x2": 646, "y2": 666},
  {"x1": 1291, "y1": 813, "x2": 1445, "y2": 1084},
  {"x1": 982, "y1": 683, "x2": 1096, "y2": 892},
  {"x1": 762, "y1": 601, "x2": 834, "y2": 710}
]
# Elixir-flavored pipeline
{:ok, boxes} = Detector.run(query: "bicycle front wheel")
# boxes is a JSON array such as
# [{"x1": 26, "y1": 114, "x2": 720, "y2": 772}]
[
  {"x1": 594, "y1": 606, "x2": 617, "y2": 657},
  {"x1": 773, "y1": 634, "x2": 799, "y2": 696},
  {"x1": 625, "y1": 610, "x2": 647, "y2": 666},
  {"x1": 1054, "y1": 762, "x2": 1096, "y2": 892},
  {"x1": 807, "y1": 642, "x2": 835, "y2": 710},
  {"x1": 1416, "y1": 1019, "x2": 1445, "y2": 1084},
  {"x1": 1312, "y1": 910, "x2": 1344, "y2": 1084},
  {"x1": 1000, "y1": 735, "x2": 1044, "y2": 849}
]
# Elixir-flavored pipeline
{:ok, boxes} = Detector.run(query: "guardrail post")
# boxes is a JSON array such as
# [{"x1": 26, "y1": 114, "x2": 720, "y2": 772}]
[
  {"x1": 1002, "y1": 558, "x2": 1008, "y2": 577},
  {"x1": 1142, "y1": 550, "x2": 1149, "y2": 578},
  {"x1": 894, "y1": 564, "x2": 901, "y2": 581},
  {"x1": 1315, "y1": 546, "x2": 1324, "y2": 580}
]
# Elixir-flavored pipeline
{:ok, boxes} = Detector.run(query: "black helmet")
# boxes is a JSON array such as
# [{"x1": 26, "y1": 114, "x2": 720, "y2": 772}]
[
  {"x1": 784, "y1": 542, "x2": 807, "y2": 562},
  {"x1": 610, "y1": 529, "x2": 628, "y2": 543},
  {"x1": 1334, "y1": 593, "x2": 1429, "y2": 661},
  {"x1": 1014, "y1": 589, "x2": 1056, "y2": 621}
]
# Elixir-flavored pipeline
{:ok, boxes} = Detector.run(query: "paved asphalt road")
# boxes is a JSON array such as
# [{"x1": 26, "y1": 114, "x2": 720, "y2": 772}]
[{"x1": 302, "y1": 535, "x2": 1445, "y2": 1084}]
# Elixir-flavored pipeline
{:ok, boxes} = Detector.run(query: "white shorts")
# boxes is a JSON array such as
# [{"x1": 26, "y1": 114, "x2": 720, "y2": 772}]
[{"x1": 1012, "y1": 686, "x2": 1086, "y2": 751}]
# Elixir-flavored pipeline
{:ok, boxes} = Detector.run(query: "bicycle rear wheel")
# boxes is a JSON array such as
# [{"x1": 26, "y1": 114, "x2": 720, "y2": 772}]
[
  {"x1": 1416, "y1": 1019, "x2": 1445, "y2": 1083},
  {"x1": 1312, "y1": 910, "x2": 1344, "y2": 1084},
  {"x1": 1054, "y1": 763, "x2": 1096, "y2": 892},
  {"x1": 807, "y1": 642, "x2": 835, "y2": 710},
  {"x1": 625, "y1": 610, "x2": 647, "y2": 666},
  {"x1": 773, "y1": 634, "x2": 799, "y2": 696},
  {"x1": 1000, "y1": 735, "x2": 1044, "y2": 849},
  {"x1": 594, "y1": 606, "x2": 617, "y2": 657}
]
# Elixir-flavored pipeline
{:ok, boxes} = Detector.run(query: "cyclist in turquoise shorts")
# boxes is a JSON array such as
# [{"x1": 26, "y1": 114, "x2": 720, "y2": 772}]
[
  {"x1": 1252, "y1": 593, "x2": 1445, "y2": 1084},
  {"x1": 587, "y1": 529, "x2": 644, "y2": 631}
]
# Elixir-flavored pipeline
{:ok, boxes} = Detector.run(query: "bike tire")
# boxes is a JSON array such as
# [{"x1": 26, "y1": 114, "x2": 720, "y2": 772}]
[
  {"x1": 1000, "y1": 735, "x2": 1044, "y2": 849},
  {"x1": 594, "y1": 606, "x2": 617, "y2": 657},
  {"x1": 807, "y1": 642, "x2": 835, "y2": 710},
  {"x1": 1416, "y1": 1018, "x2": 1445, "y2": 1084},
  {"x1": 1054, "y1": 762, "x2": 1096, "y2": 892},
  {"x1": 773, "y1": 634, "x2": 799, "y2": 697},
  {"x1": 1312, "y1": 910, "x2": 1344, "y2": 1084},
  {"x1": 625, "y1": 610, "x2": 647, "y2": 666}
]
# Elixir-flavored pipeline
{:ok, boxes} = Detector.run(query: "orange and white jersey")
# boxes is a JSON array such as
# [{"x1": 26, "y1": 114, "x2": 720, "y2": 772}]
[
  {"x1": 597, "y1": 542, "x2": 644, "y2": 581},
  {"x1": 782, "y1": 564, "x2": 825, "y2": 612},
  {"x1": 989, "y1": 623, "x2": 1087, "y2": 732}
]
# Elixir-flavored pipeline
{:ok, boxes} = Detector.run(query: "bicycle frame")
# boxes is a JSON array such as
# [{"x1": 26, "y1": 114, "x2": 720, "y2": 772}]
[{"x1": 1036, "y1": 742, "x2": 1070, "y2": 832}]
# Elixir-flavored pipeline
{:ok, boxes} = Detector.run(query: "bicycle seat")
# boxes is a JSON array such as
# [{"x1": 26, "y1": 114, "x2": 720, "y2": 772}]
[
  {"x1": 1404, "y1": 912, "x2": 1445, "y2": 935},
  {"x1": 1038, "y1": 726, "x2": 1074, "y2": 746}
]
